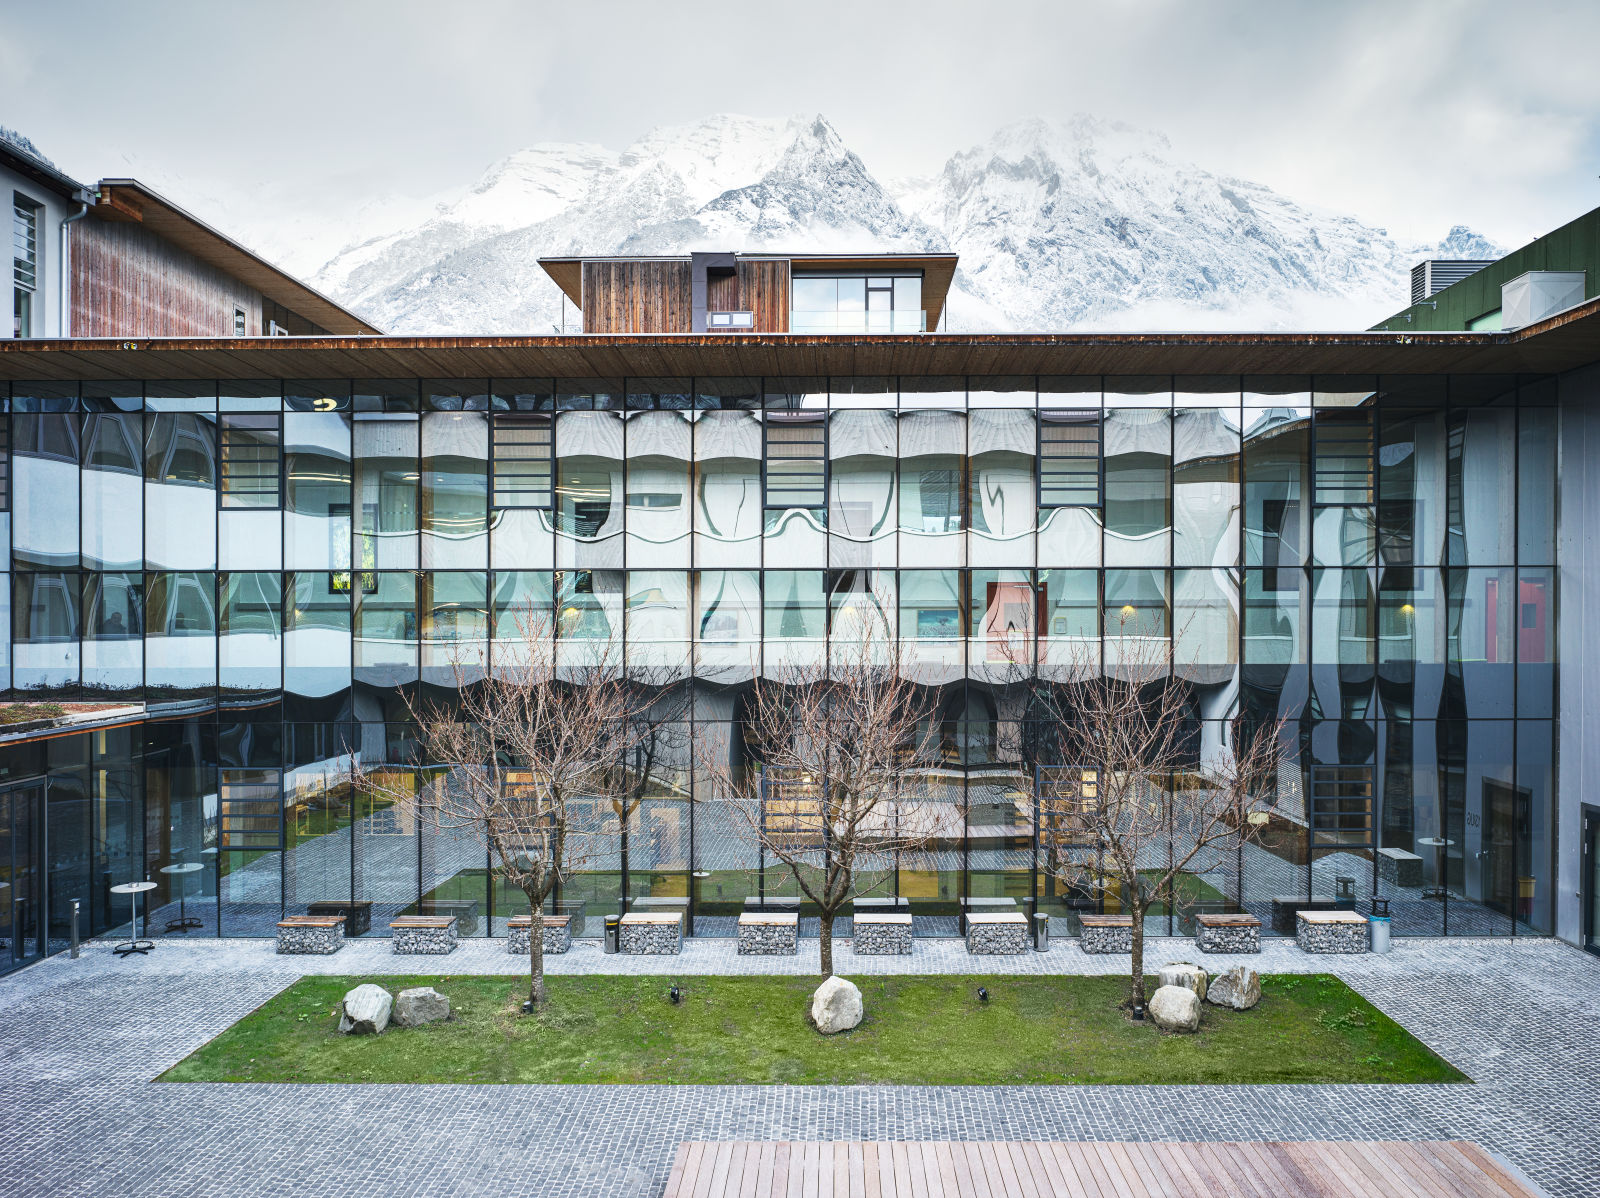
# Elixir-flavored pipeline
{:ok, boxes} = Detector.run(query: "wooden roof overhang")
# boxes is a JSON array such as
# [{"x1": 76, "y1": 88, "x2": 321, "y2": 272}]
[
  {"x1": 539, "y1": 252, "x2": 961, "y2": 330},
  {"x1": 91, "y1": 181, "x2": 384, "y2": 336},
  {"x1": 4, "y1": 297, "x2": 1599, "y2": 383}
]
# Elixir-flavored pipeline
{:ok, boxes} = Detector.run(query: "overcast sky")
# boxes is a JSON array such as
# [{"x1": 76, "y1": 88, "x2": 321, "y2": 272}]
[{"x1": 4, "y1": 0, "x2": 1597, "y2": 270}]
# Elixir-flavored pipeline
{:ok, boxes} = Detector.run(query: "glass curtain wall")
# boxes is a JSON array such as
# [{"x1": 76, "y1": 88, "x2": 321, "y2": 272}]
[{"x1": 0, "y1": 376, "x2": 1560, "y2": 941}]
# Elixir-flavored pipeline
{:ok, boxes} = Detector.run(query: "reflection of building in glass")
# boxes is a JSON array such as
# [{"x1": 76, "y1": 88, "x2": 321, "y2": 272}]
[{"x1": 6, "y1": 214, "x2": 1600, "y2": 969}]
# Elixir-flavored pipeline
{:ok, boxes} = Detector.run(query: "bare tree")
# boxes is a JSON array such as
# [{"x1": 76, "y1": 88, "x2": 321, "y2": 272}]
[
  {"x1": 351, "y1": 611, "x2": 654, "y2": 1010},
  {"x1": 1033, "y1": 619, "x2": 1285, "y2": 1013},
  {"x1": 701, "y1": 626, "x2": 953, "y2": 978}
]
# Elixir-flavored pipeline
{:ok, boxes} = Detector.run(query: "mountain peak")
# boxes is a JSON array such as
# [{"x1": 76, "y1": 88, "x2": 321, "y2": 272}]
[{"x1": 312, "y1": 111, "x2": 1494, "y2": 336}]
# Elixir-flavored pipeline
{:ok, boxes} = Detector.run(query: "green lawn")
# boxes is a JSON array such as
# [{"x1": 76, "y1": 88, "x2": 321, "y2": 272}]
[{"x1": 161, "y1": 973, "x2": 1466, "y2": 1086}]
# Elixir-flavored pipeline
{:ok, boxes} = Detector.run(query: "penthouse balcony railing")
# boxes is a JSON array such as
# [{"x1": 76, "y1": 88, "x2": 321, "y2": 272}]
[{"x1": 789, "y1": 309, "x2": 927, "y2": 334}]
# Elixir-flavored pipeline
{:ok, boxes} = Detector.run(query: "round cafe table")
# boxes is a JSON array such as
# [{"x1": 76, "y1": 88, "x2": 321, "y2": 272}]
[
  {"x1": 1416, "y1": 837, "x2": 1455, "y2": 900},
  {"x1": 109, "y1": 881, "x2": 158, "y2": 958},
  {"x1": 159, "y1": 862, "x2": 205, "y2": 932}
]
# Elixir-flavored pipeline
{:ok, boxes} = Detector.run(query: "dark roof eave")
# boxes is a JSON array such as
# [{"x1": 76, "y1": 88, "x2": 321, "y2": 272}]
[{"x1": 1, "y1": 297, "x2": 1596, "y2": 382}]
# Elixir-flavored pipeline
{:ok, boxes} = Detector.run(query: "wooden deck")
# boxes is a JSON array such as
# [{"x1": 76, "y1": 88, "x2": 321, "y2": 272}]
[{"x1": 660, "y1": 1140, "x2": 1545, "y2": 1197}]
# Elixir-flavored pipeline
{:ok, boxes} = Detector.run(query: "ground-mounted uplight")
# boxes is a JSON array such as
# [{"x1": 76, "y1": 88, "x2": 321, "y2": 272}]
[
  {"x1": 521, "y1": 999, "x2": 535, "y2": 1014},
  {"x1": 1132, "y1": 1003, "x2": 1145, "y2": 1022},
  {"x1": 669, "y1": 984, "x2": 682, "y2": 1004},
  {"x1": 977, "y1": 986, "x2": 989, "y2": 1002}
]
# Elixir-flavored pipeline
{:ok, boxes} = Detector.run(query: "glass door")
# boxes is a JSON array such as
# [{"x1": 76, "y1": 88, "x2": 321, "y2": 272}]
[{"x1": 0, "y1": 784, "x2": 45, "y2": 974}]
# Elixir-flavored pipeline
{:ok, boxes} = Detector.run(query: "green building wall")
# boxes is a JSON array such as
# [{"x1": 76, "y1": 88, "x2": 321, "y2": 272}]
[{"x1": 1372, "y1": 205, "x2": 1600, "y2": 333}]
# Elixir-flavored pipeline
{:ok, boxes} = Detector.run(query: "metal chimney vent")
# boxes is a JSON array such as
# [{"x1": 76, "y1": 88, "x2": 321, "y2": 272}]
[{"x1": 1410, "y1": 260, "x2": 1493, "y2": 306}]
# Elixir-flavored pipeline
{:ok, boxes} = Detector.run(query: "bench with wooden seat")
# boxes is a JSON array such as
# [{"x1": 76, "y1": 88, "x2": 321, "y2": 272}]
[
  {"x1": 966, "y1": 911, "x2": 1029, "y2": 955},
  {"x1": 1270, "y1": 894, "x2": 1354, "y2": 934},
  {"x1": 305, "y1": 900, "x2": 371, "y2": 936},
  {"x1": 275, "y1": 915, "x2": 345, "y2": 955},
  {"x1": 1195, "y1": 912, "x2": 1262, "y2": 954},
  {"x1": 737, "y1": 911, "x2": 798, "y2": 956},
  {"x1": 389, "y1": 914, "x2": 459, "y2": 955},
  {"x1": 505, "y1": 914, "x2": 571, "y2": 955},
  {"x1": 619, "y1": 910, "x2": 683, "y2": 955},
  {"x1": 1079, "y1": 913, "x2": 1134, "y2": 954},
  {"x1": 852, "y1": 912, "x2": 912, "y2": 955},
  {"x1": 1296, "y1": 909, "x2": 1369, "y2": 954}
]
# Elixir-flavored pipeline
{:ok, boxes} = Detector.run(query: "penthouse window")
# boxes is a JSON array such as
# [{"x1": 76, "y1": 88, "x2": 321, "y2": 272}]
[{"x1": 791, "y1": 272, "x2": 923, "y2": 334}]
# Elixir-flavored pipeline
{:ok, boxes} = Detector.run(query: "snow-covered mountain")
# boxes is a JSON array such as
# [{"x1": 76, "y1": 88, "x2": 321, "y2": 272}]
[{"x1": 310, "y1": 113, "x2": 1498, "y2": 335}]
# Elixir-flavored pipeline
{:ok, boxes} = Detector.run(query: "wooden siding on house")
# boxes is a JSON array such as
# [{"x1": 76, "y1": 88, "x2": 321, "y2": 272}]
[
  {"x1": 71, "y1": 216, "x2": 263, "y2": 338},
  {"x1": 736, "y1": 259, "x2": 789, "y2": 333},
  {"x1": 582, "y1": 260, "x2": 693, "y2": 333},
  {"x1": 581, "y1": 258, "x2": 790, "y2": 334}
]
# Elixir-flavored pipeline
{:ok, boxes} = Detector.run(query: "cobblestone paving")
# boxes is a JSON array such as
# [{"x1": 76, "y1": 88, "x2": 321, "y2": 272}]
[{"x1": 0, "y1": 936, "x2": 1593, "y2": 1198}]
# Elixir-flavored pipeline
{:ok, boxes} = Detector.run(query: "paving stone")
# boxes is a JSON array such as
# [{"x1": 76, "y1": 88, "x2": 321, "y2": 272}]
[{"x1": 0, "y1": 935, "x2": 1594, "y2": 1198}]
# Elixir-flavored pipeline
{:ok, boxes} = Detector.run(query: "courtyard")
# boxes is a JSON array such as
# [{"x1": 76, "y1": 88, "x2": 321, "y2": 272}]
[{"x1": 0, "y1": 935, "x2": 1592, "y2": 1197}]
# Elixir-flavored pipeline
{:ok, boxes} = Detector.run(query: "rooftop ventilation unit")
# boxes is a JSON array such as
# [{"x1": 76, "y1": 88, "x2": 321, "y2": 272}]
[
  {"x1": 1501, "y1": 270, "x2": 1587, "y2": 332},
  {"x1": 1411, "y1": 259, "x2": 1493, "y2": 306}
]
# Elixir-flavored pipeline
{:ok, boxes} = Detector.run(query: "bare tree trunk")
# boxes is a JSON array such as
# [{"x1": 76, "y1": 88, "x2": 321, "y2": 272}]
[
  {"x1": 1129, "y1": 901, "x2": 1146, "y2": 1012},
  {"x1": 525, "y1": 887, "x2": 548, "y2": 1010},
  {"x1": 819, "y1": 909, "x2": 835, "y2": 978}
]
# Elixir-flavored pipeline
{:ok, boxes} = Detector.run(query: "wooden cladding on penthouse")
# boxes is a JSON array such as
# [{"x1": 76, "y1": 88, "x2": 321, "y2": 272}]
[{"x1": 581, "y1": 259, "x2": 790, "y2": 334}]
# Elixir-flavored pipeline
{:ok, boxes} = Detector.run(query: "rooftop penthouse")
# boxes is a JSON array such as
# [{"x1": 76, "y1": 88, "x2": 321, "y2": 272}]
[{"x1": 538, "y1": 251, "x2": 957, "y2": 334}]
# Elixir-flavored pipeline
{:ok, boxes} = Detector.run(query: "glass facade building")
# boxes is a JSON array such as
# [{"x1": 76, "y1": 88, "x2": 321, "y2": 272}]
[{"x1": 0, "y1": 371, "x2": 1563, "y2": 966}]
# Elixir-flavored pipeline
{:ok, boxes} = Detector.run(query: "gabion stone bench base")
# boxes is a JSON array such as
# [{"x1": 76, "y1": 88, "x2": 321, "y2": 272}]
[
  {"x1": 390, "y1": 916, "x2": 459, "y2": 955},
  {"x1": 853, "y1": 914, "x2": 913, "y2": 955},
  {"x1": 737, "y1": 913, "x2": 799, "y2": 955},
  {"x1": 1195, "y1": 914, "x2": 1261, "y2": 954},
  {"x1": 276, "y1": 917, "x2": 344, "y2": 955},
  {"x1": 1079, "y1": 916, "x2": 1133, "y2": 954},
  {"x1": 506, "y1": 916, "x2": 571, "y2": 955},
  {"x1": 966, "y1": 913, "x2": 1029, "y2": 955},
  {"x1": 1296, "y1": 911, "x2": 1368, "y2": 954},
  {"x1": 620, "y1": 913, "x2": 682, "y2": 955}
]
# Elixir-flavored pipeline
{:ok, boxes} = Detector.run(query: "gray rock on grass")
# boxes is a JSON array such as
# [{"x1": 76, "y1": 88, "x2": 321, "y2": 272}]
[
  {"x1": 1157, "y1": 962, "x2": 1208, "y2": 1001},
  {"x1": 393, "y1": 986, "x2": 451, "y2": 1027},
  {"x1": 338, "y1": 984, "x2": 393, "y2": 1035},
  {"x1": 810, "y1": 975, "x2": 864, "y2": 1034},
  {"x1": 1205, "y1": 965, "x2": 1262, "y2": 1011},
  {"x1": 1148, "y1": 984, "x2": 1202, "y2": 1033}
]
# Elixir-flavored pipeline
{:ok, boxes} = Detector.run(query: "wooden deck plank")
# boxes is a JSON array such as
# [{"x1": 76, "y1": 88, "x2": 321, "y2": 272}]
[
  {"x1": 1380, "y1": 1143, "x2": 1477, "y2": 1198},
  {"x1": 1052, "y1": 1142, "x2": 1107, "y2": 1198},
  {"x1": 862, "y1": 1142, "x2": 882, "y2": 1198},
  {"x1": 999, "y1": 1143, "x2": 1039, "y2": 1198},
  {"x1": 1327, "y1": 1141, "x2": 1429, "y2": 1198},
  {"x1": 703, "y1": 1142, "x2": 735, "y2": 1198},
  {"x1": 1215, "y1": 1140, "x2": 1279, "y2": 1197},
  {"x1": 848, "y1": 1142, "x2": 867, "y2": 1198},
  {"x1": 660, "y1": 1141, "x2": 1544, "y2": 1198},
  {"x1": 1089, "y1": 1143, "x2": 1140, "y2": 1198},
  {"x1": 1454, "y1": 1142, "x2": 1540, "y2": 1197},
  {"x1": 1145, "y1": 1142, "x2": 1209, "y2": 1198},
  {"x1": 664, "y1": 1142, "x2": 699, "y2": 1198},
  {"x1": 1125, "y1": 1141, "x2": 1181, "y2": 1198},
  {"x1": 1409, "y1": 1141, "x2": 1513, "y2": 1198}
]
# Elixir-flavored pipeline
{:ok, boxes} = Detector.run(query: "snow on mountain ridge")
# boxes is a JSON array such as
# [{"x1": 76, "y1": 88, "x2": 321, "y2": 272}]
[{"x1": 310, "y1": 111, "x2": 1500, "y2": 335}]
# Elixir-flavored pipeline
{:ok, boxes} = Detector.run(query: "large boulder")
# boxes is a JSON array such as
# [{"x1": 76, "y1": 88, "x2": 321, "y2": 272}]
[
  {"x1": 1148, "y1": 984, "x2": 1202, "y2": 1033},
  {"x1": 393, "y1": 986, "x2": 451, "y2": 1028},
  {"x1": 338, "y1": 983, "x2": 393, "y2": 1035},
  {"x1": 810, "y1": 975, "x2": 864, "y2": 1035},
  {"x1": 1205, "y1": 965, "x2": 1261, "y2": 1011},
  {"x1": 1157, "y1": 962, "x2": 1208, "y2": 1001}
]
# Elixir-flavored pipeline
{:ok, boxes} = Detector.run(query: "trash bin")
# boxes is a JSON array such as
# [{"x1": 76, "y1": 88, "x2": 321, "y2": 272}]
[
  {"x1": 603, "y1": 914, "x2": 621, "y2": 954},
  {"x1": 1368, "y1": 913, "x2": 1391, "y2": 954},
  {"x1": 1033, "y1": 911, "x2": 1050, "y2": 952}
]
